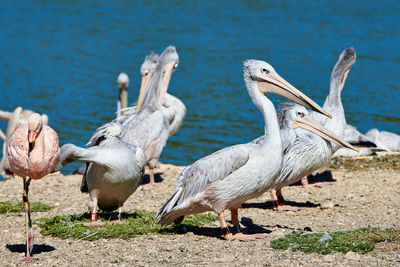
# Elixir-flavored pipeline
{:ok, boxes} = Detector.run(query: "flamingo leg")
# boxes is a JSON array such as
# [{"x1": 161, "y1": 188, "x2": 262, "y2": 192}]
[
  {"x1": 22, "y1": 177, "x2": 34, "y2": 261},
  {"x1": 270, "y1": 188, "x2": 301, "y2": 212}
]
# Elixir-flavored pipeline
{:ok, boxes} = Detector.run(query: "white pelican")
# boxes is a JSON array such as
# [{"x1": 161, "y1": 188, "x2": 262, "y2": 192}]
[
  {"x1": 117, "y1": 46, "x2": 179, "y2": 186},
  {"x1": 252, "y1": 103, "x2": 358, "y2": 211},
  {"x1": 121, "y1": 51, "x2": 186, "y2": 138},
  {"x1": 365, "y1": 128, "x2": 400, "y2": 152},
  {"x1": 157, "y1": 59, "x2": 330, "y2": 241}
]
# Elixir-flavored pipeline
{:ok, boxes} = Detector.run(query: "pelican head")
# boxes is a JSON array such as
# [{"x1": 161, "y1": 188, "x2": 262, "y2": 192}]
[
  {"x1": 243, "y1": 60, "x2": 331, "y2": 118},
  {"x1": 156, "y1": 46, "x2": 179, "y2": 106},
  {"x1": 117, "y1": 72, "x2": 130, "y2": 90},
  {"x1": 137, "y1": 52, "x2": 159, "y2": 112},
  {"x1": 137, "y1": 46, "x2": 179, "y2": 112},
  {"x1": 282, "y1": 103, "x2": 359, "y2": 152},
  {"x1": 27, "y1": 113, "x2": 43, "y2": 143},
  {"x1": 331, "y1": 47, "x2": 356, "y2": 92},
  {"x1": 117, "y1": 72, "x2": 130, "y2": 114}
]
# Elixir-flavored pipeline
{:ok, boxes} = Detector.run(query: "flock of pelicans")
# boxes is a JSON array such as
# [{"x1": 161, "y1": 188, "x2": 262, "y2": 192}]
[{"x1": 1, "y1": 46, "x2": 399, "y2": 261}]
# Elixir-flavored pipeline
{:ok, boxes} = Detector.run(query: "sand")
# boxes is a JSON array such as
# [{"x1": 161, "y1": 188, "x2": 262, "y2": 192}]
[{"x1": 0, "y1": 164, "x2": 399, "y2": 266}]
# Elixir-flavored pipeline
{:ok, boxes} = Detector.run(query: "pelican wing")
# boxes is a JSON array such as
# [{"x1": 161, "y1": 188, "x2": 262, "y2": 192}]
[
  {"x1": 120, "y1": 108, "x2": 168, "y2": 150},
  {"x1": 86, "y1": 121, "x2": 123, "y2": 148},
  {"x1": 162, "y1": 93, "x2": 186, "y2": 137},
  {"x1": 177, "y1": 144, "x2": 250, "y2": 203}
]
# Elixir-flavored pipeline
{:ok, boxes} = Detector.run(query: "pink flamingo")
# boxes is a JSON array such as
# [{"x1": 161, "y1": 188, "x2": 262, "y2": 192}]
[{"x1": 7, "y1": 113, "x2": 59, "y2": 261}]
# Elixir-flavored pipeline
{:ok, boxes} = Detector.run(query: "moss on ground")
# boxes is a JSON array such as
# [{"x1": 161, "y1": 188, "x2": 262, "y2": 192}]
[
  {"x1": 36, "y1": 210, "x2": 218, "y2": 240},
  {"x1": 271, "y1": 227, "x2": 400, "y2": 255},
  {"x1": 0, "y1": 200, "x2": 54, "y2": 214},
  {"x1": 330, "y1": 154, "x2": 400, "y2": 171}
]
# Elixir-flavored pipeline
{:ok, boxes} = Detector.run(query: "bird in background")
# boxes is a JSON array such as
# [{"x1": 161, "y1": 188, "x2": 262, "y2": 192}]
[
  {"x1": 7, "y1": 113, "x2": 59, "y2": 261},
  {"x1": 157, "y1": 59, "x2": 330, "y2": 241}
]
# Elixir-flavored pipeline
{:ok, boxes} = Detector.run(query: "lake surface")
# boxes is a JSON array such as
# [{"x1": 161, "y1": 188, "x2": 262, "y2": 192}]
[{"x1": 0, "y1": 0, "x2": 399, "y2": 177}]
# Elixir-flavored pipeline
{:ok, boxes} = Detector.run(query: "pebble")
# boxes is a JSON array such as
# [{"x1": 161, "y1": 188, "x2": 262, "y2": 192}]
[{"x1": 345, "y1": 251, "x2": 361, "y2": 261}]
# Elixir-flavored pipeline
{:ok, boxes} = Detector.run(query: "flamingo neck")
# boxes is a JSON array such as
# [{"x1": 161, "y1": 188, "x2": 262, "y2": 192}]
[{"x1": 29, "y1": 127, "x2": 44, "y2": 156}]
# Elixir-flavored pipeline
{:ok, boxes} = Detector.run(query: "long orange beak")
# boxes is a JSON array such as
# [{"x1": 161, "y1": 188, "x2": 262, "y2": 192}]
[
  {"x1": 259, "y1": 72, "x2": 331, "y2": 118},
  {"x1": 136, "y1": 73, "x2": 153, "y2": 113},
  {"x1": 291, "y1": 115, "x2": 359, "y2": 152},
  {"x1": 158, "y1": 62, "x2": 175, "y2": 106}
]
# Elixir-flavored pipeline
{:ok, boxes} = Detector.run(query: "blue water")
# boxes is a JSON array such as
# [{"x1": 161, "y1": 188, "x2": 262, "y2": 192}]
[{"x1": 0, "y1": 0, "x2": 399, "y2": 176}]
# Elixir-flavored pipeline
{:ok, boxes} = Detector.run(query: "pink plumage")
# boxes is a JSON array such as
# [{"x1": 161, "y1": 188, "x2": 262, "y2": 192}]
[{"x1": 7, "y1": 114, "x2": 60, "y2": 179}]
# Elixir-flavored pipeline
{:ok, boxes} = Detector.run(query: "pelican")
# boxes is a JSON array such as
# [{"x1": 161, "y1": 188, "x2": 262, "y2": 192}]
[
  {"x1": 56, "y1": 121, "x2": 145, "y2": 225},
  {"x1": 117, "y1": 72, "x2": 130, "y2": 117},
  {"x1": 120, "y1": 51, "x2": 186, "y2": 138},
  {"x1": 252, "y1": 103, "x2": 358, "y2": 211},
  {"x1": 136, "y1": 52, "x2": 186, "y2": 137},
  {"x1": 117, "y1": 46, "x2": 179, "y2": 186},
  {"x1": 263, "y1": 47, "x2": 357, "y2": 210},
  {"x1": 157, "y1": 59, "x2": 330, "y2": 241},
  {"x1": 7, "y1": 113, "x2": 59, "y2": 261},
  {"x1": 365, "y1": 128, "x2": 400, "y2": 152}
]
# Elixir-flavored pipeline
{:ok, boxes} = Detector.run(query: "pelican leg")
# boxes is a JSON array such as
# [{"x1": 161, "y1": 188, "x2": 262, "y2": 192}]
[
  {"x1": 220, "y1": 209, "x2": 266, "y2": 241},
  {"x1": 270, "y1": 188, "x2": 301, "y2": 212},
  {"x1": 22, "y1": 177, "x2": 35, "y2": 261},
  {"x1": 142, "y1": 167, "x2": 158, "y2": 186},
  {"x1": 110, "y1": 202, "x2": 126, "y2": 225},
  {"x1": 87, "y1": 198, "x2": 104, "y2": 226},
  {"x1": 301, "y1": 177, "x2": 309, "y2": 187}
]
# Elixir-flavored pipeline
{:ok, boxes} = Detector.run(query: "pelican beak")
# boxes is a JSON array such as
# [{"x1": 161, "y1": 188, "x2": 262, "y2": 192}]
[
  {"x1": 158, "y1": 62, "x2": 175, "y2": 106},
  {"x1": 136, "y1": 73, "x2": 153, "y2": 113},
  {"x1": 259, "y1": 72, "x2": 332, "y2": 118},
  {"x1": 28, "y1": 130, "x2": 36, "y2": 143},
  {"x1": 291, "y1": 115, "x2": 359, "y2": 152}
]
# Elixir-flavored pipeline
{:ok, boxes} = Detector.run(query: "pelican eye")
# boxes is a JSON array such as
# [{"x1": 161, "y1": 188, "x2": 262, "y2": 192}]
[
  {"x1": 262, "y1": 68, "x2": 270, "y2": 74},
  {"x1": 174, "y1": 63, "x2": 178, "y2": 68},
  {"x1": 144, "y1": 71, "x2": 149, "y2": 76},
  {"x1": 296, "y1": 111, "x2": 305, "y2": 117}
]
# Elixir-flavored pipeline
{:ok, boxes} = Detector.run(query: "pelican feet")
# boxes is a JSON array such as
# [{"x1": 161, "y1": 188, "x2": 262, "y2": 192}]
[
  {"x1": 312, "y1": 181, "x2": 334, "y2": 188},
  {"x1": 224, "y1": 232, "x2": 267, "y2": 241}
]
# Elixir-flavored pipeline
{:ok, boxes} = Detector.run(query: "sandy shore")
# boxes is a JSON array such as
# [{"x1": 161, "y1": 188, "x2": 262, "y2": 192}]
[{"x1": 0, "y1": 163, "x2": 399, "y2": 266}]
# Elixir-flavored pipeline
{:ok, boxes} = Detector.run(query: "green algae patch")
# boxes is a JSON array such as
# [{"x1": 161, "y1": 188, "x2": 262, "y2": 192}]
[
  {"x1": 330, "y1": 154, "x2": 400, "y2": 171},
  {"x1": 0, "y1": 200, "x2": 54, "y2": 214},
  {"x1": 36, "y1": 210, "x2": 218, "y2": 240},
  {"x1": 271, "y1": 227, "x2": 400, "y2": 255}
]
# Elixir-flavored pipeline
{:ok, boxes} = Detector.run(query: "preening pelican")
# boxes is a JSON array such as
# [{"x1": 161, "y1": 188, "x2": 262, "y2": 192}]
[
  {"x1": 121, "y1": 51, "x2": 186, "y2": 137},
  {"x1": 117, "y1": 46, "x2": 179, "y2": 186},
  {"x1": 7, "y1": 113, "x2": 59, "y2": 261},
  {"x1": 117, "y1": 72, "x2": 130, "y2": 117},
  {"x1": 56, "y1": 121, "x2": 145, "y2": 225},
  {"x1": 157, "y1": 60, "x2": 329, "y2": 241},
  {"x1": 253, "y1": 103, "x2": 357, "y2": 211}
]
